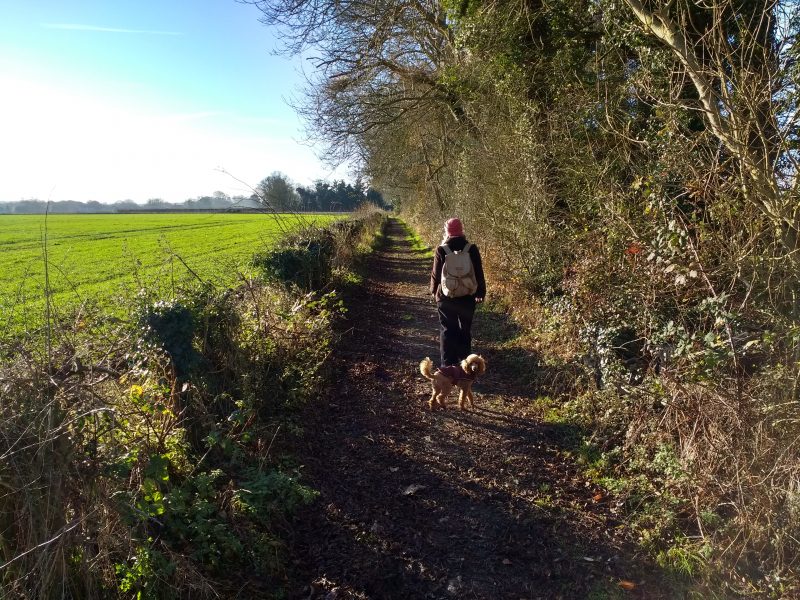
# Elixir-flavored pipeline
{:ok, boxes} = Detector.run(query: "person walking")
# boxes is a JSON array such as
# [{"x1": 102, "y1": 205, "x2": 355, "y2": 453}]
[{"x1": 430, "y1": 218, "x2": 486, "y2": 367}]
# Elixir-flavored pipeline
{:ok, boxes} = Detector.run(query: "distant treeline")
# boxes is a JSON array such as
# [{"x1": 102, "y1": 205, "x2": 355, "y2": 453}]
[
  {"x1": 297, "y1": 180, "x2": 387, "y2": 212},
  {"x1": 0, "y1": 197, "x2": 260, "y2": 215},
  {"x1": 254, "y1": 172, "x2": 388, "y2": 212},
  {"x1": 1, "y1": 174, "x2": 388, "y2": 214}
]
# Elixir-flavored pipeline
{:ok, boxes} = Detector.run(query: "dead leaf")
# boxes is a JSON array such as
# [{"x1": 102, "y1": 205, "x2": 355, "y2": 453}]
[
  {"x1": 389, "y1": 467, "x2": 399, "y2": 472},
  {"x1": 592, "y1": 493, "x2": 604, "y2": 502},
  {"x1": 502, "y1": 558, "x2": 512, "y2": 565},
  {"x1": 618, "y1": 580, "x2": 637, "y2": 591},
  {"x1": 624, "y1": 242, "x2": 642, "y2": 256},
  {"x1": 402, "y1": 484, "x2": 426, "y2": 496}
]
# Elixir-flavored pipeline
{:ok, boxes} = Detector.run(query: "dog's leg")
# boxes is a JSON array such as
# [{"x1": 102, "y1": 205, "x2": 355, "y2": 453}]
[
  {"x1": 428, "y1": 388, "x2": 438, "y2": 410},
  {"x1": 437, "y1": 380, "x2": 453, "y2": 410},
  {"x1": 458, "y1": 387, "x2": 467, "y2": 410}
]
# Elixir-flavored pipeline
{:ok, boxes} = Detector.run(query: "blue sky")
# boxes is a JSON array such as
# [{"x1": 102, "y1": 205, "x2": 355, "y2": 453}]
[{"x1": 0, "y1": 0, "x2": 341, "y2": 202}]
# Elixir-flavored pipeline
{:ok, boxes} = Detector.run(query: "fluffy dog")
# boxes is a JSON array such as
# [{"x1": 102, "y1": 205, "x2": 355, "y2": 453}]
[{"x1": 420, "y1": 354, "x2": 486, "y2": 411}]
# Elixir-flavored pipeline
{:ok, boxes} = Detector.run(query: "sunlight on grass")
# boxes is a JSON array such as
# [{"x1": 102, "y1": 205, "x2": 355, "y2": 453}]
[
  {"x1": 0, "y1": 213, "x2": 337, "y2": 335},
  {"x1": 397, "y1": 219, "x2": 433, "y2": 258}
]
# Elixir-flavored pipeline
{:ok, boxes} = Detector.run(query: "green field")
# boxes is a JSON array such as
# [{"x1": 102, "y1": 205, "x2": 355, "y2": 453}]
[{"x1": 0, "y1": 213, "x2": 336, "y2": 334}]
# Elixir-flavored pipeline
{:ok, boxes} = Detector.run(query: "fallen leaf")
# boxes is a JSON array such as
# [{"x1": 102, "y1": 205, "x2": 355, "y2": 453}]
[
  {"x1": 402, "y1": 484, "x2": 426, "y2": 496},
  {"x1": 618, "y1": 580, "x2": 637, "y2": 591},
  {"x1": 502, "y1": 558, "x2": 512, "y2": 565},
  {"x1": 446, "y1": 576, "x2": 462, "y2": 593},
  {"x1": 389, "y1": 467, "x2": 399, "y2": 472},
  {"x1": 592, "y1": 493, "x2": 604, "y2": 502}
]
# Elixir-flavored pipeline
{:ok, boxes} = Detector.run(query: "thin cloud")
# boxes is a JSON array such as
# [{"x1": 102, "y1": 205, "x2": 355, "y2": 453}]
[
  {"x1": 162, "y1": 111, "x2": 225, "y2": 123},
  {"x1": 41, "y1": 23, "x2": 182, "y2": 36},
  {"x1": 234, "y1": 115, "x2": 286, "y2": 126}
]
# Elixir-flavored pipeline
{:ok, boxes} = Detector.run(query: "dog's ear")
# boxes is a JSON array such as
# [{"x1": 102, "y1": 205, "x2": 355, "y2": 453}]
[{"x1": 473, "y1": 356, "x2": 486, "y2": 375}]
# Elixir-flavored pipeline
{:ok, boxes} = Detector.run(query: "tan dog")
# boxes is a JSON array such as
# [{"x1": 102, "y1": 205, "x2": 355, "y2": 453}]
[{"x1": 420, "y1": 355, "x2": 486, "y2": 410}]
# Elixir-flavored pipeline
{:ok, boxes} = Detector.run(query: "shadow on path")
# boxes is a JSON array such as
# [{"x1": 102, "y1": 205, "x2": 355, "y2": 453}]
[{"x1": 285, "y1": 218, "x2": 676, "y2": 599}]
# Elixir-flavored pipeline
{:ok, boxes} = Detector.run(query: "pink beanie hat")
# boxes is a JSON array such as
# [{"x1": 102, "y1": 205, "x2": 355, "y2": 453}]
[{"x1": 445, "y1": 218, "x2": 464, "y2": 237}]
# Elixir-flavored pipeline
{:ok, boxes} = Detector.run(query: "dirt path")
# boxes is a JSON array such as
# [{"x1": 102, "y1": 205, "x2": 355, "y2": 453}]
[{"x1": 286, "y1": 218, "x2": 674, "y2": 599}]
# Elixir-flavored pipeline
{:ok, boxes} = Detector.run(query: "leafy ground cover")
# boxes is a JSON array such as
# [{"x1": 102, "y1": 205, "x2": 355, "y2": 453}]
[{"x1": 0, "y1": 213, "x2": 336, "y2": 337}]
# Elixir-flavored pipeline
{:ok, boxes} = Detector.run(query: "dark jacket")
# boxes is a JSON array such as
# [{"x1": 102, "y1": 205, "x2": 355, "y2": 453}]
[{"x1": 430, "y1": 236, "x2": 486, "y2": 302}]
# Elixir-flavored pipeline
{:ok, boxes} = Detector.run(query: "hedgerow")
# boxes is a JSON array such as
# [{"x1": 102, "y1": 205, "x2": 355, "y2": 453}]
[{"x1": 0, "y1": 208, "x2": 386, "y2": 598}]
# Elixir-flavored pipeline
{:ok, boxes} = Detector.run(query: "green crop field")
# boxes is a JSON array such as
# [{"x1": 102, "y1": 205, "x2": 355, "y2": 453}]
[{"x1": 0, "y1": 212, "x2": 337, "y2": 335}]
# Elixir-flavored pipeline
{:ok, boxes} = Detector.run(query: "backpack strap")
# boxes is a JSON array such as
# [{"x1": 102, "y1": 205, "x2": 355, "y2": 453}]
[{"x1": 443, "y1": 243, "x2": 471, "y2": 255}]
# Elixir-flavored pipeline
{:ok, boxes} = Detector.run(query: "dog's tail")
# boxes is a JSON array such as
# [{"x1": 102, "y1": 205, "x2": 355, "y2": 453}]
[
  {"x1": 420, "y1": 357, "x2": 435, "y2": 380},
  {"x1": 461, "y1": 354, "x2": 486, "y2": 376}
]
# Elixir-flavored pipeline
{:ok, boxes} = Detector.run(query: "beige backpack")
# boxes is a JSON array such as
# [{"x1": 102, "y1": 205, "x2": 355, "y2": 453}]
[{"x1": 440, "y1": 243, "x2": 477, "y2": 298}]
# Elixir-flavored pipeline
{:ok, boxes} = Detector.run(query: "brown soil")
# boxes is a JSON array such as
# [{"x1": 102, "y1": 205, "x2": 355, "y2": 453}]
[{"x1": 285, "y1": 218, "x2": 678, "y2": 599}]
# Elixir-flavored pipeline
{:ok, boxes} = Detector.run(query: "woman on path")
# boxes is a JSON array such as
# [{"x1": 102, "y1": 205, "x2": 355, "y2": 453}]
[{"x1": 430, "y1": 218, "x2": 486, "y2": 367}]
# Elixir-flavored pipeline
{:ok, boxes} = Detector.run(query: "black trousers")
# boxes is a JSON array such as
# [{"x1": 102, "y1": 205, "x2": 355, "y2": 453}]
[{"x1": 437, "y1": 296, "x2": 476, "y2": 367}]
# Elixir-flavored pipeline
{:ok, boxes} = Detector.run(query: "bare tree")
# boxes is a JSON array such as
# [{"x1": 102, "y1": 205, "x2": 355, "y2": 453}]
[
  {"x1": 256, "y1": 171, "x2": 301, "y2": 211},
  {"x1": 244, "y1": 0, "x2": 467, "y2": 174}
]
